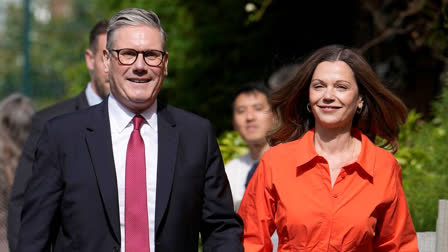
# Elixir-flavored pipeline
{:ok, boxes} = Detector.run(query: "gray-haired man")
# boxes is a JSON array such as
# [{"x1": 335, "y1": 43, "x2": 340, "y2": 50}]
[{"x1": 16, "y1": 8, "x2": 242, "y2": 252}]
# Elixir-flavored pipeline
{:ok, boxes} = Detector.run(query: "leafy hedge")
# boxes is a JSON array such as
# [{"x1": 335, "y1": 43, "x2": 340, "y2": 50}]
[
  {"x1": 396, "y1": 83, "x2": 448, "y2": 231},
  {"x1": 218, "y1": 131, "x2": 248, "y2": 164}
]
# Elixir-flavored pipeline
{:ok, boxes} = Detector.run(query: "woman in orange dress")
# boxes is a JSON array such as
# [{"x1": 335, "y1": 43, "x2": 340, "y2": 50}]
[{"x1": 238, "y1": 45, "x2": 419, "y2": 252}]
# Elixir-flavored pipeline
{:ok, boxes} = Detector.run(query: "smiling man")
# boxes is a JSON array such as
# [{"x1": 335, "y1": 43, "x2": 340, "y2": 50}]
[{"x1": 16, "y1": 8, "x2": 242, "y2": 252}]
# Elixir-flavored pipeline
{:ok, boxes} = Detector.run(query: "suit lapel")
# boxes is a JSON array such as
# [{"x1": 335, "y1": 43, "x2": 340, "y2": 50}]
[
  {"x1": 155, "y1": 103, "x2": 179, "y2": 234},
  {"x1": 84, "y1": 100, "x2": 121, "y2": 243}
]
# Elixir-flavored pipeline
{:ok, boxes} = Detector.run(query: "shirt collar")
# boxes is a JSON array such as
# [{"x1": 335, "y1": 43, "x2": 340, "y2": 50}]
[
  {"x1": 85, "y1": 82, "x2": 104, "y2": 106},
  {"x1": 353, "y1": 128, "x2": 375, "y2": 178},
  {"x1": 295, "y1": 128, "x2": 375, "y2": 178},
  {"x1": 108, "y1": 93, "x2": 158, "y2": 134},
  {"x1": 294, "y1": 129, "x2": 319, "y2": 167}
]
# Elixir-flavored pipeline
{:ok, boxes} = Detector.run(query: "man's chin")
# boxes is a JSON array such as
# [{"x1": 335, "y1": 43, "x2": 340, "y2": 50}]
[
  {"x1": 245, "y1": 137, "x2": 266, "y2": 146},
  {"x1": 124, "y1": 98, "x2": 155, "y2": 113}
]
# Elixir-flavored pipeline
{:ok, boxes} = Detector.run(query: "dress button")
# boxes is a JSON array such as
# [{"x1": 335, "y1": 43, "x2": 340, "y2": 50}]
[{"x1": 332, "y1": 194, "x2": 338, "y2": 198}]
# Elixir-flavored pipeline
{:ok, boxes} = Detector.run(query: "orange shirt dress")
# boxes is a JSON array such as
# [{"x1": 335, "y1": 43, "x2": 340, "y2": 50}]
[{"x1": 238, "y1": 129, "x2": 419, "y2": 252}]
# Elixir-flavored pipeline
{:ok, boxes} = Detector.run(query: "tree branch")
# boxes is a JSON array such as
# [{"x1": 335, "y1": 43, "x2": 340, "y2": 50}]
[{"x1": 360, "y1": 0, "x2": 426, "y2": 54}]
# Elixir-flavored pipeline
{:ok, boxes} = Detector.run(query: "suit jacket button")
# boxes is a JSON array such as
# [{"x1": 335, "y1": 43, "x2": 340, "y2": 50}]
[{"x1": 113, "y1": 246, "x2": 119, "y2": 252}]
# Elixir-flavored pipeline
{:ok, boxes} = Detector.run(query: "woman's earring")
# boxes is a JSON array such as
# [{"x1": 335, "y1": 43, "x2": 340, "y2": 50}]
[
  {"x1": 356, "y1": 106, "x2": 362, "y2": 114},
  {"x1": 306, "y1": 103, "x2": 311, "y2": 113}
]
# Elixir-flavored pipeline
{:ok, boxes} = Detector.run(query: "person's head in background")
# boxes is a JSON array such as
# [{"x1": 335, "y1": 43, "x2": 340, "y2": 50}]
[
  {"x1": 232, "y1": 83, "x2": 274, "y2": 160},
  {"x1": 268, "y1": 63, "x2": 301, "y2": 90},
  {"x1": 0, "y1": 93, "x2": 34, "y2": 187},
  {"x1": 85, "y1": 19, "x2": 110, "y2": 99}
]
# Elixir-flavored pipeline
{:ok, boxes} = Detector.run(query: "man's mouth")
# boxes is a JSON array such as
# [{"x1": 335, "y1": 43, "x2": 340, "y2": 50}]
[
  {"x1": 128, "y1": 78, "x2": 150, "y2": 83},
  {"x1": 247, "y1": 125, "x2": 258, "y2": 130}
]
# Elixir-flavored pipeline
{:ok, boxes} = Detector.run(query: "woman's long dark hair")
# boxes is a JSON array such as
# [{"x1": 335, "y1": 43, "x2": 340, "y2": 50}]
[{"x1": 267, "y1": 44, "x2": 407, "y2": 153}]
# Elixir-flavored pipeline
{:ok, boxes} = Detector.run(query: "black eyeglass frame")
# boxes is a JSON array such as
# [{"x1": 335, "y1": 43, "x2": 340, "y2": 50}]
[{"x1": 108, "y1": 48, "x2": 167, "y2": 67}]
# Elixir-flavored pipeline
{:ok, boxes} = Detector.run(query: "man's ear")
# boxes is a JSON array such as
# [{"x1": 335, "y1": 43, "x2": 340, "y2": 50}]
[
  {"x1": 102, "y1": 49, "x2": 110, "y2": 73},
  {"x1": 85, "y1": 49, "x2": 94, "y2": 72}
]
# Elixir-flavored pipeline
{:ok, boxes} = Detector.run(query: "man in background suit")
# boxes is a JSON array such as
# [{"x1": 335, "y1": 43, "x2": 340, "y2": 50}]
[
  {"x1": 16, "y1": 8, "x2": 242, "y2": 252},
  {"x1": 7, "y1": 19, "x2": 110, "y2": 251}
]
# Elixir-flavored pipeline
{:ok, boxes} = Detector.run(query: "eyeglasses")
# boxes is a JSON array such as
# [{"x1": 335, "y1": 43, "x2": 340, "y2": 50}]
[{"x1": 108, "y1": 48, "x2": 166, "y2": 67}]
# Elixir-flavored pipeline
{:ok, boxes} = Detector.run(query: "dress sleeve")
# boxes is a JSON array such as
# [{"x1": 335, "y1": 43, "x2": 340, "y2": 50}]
[
  {"x1": 238, "y1": 157, "x2": 277, "y2": 252},
  {"x1": 373, "y1": 161, "x2": 419, "y2": 251}
]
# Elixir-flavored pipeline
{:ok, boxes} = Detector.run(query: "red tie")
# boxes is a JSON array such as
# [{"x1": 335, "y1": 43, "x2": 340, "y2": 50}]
[{"x1": 125, "y1": 115, "x2": 150, "y2": 252}]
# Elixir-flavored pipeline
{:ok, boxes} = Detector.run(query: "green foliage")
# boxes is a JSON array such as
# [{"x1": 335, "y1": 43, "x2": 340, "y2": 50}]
[
  {"x1": 0, "y1": 4, "x2": 24, "y2": 96},
  {"x1": 244, "y1": 0, "x2": 272, "y2": 25},
  {"x1": 217, "y1": 130, "x2": 248, "y2": 164},
  {"x1": 426, "y1": 1, "x2": 448, "y2": 57},
  {"x1": 396, "y1": 83, "x2": 448, "y2": 231}
]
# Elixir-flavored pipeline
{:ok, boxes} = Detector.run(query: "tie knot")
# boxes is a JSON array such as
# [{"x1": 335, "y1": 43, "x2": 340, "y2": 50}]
[{"x1": 132, "y1": 115, "x2": 145, "y2": 131}]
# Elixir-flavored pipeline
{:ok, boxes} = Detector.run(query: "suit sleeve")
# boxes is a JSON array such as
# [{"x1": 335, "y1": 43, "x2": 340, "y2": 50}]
[
  {"x1": 15, "y1": 122, "x2": 64, "y2": 252},
  {"x1": 238, "y1": 157, "x2": 277, "y2": 252},
  {"x1": 372, "y1": 161, "x2": 419, "y2": 251},
  {"x1": 7, "y1": 114, "x2": 45, "y2": 252},
  {"x1": 200, "y1": 122, "x2": 244, "y2": 252}
]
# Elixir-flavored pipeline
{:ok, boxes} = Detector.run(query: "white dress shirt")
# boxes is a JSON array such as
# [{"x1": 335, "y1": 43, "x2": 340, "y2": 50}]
[
  {"x1": 108, "y1": 94, "x2": 158, "y2": 252},
  {"x1": 85, "y1": 82, "x2": 103, "y2": 106},
  {"x1": 224, "y1": 153, "x2": 256, "y2": 212}
]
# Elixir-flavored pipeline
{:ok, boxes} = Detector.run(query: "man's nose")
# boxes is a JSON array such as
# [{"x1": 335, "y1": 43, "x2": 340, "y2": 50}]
[
  {"x1": 133, "y1": 53, "x2": 147, "y2": 71},
  {"x1": 132, "y1": 53, "x2": 148, "y2": 75},
  {"x1": 246, "y1": 110, "x2": 255, "y2": 120}
]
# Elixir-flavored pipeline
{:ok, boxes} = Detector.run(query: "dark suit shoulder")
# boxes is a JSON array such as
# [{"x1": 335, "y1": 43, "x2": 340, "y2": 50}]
[
  {"x1": 46, "y1": 102, "x2": 103, "y2": 131},
  {"x1": 32, "y1": 92, "x2": 88, "y2": 128}
]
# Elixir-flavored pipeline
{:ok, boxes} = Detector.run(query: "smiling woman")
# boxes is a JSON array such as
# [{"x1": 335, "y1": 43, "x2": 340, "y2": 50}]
[
  {"x1": 267, "y1": 45, "x2": 407, "y2": 151},
  {"x1": 309, "y1": 61, "x2": 363, "y2": 132},
  {"x1": 238, "y1": 44, "x2": 419, "y2": 252}
]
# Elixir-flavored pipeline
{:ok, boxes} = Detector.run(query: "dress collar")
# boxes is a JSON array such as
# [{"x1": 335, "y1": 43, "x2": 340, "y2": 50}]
[{"x1": 294, "y1": 128, "x2": 375, "y2": 178}]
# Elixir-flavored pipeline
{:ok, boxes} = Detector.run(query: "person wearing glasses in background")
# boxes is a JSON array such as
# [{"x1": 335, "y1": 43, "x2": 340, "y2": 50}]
[{"x1": 16, "y1": 8, "x2": 242, "y2": 252}]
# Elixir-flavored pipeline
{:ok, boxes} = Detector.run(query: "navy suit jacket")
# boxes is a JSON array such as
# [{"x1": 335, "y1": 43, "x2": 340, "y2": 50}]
[
  {"x1": 8, "y1": 91, "x2": 89, "y2": 251},
  {"x1": 16, "y1": 99, "x2": 243, "y2": 252}
]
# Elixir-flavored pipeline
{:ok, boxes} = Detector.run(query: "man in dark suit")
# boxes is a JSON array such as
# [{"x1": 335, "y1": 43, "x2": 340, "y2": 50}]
[
  {"x1": 7, "y1": 20, "x2": 110, "y2": 251},
  {"x1": 16, "y1": 8, "x2": 243, "y2": 252}
]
